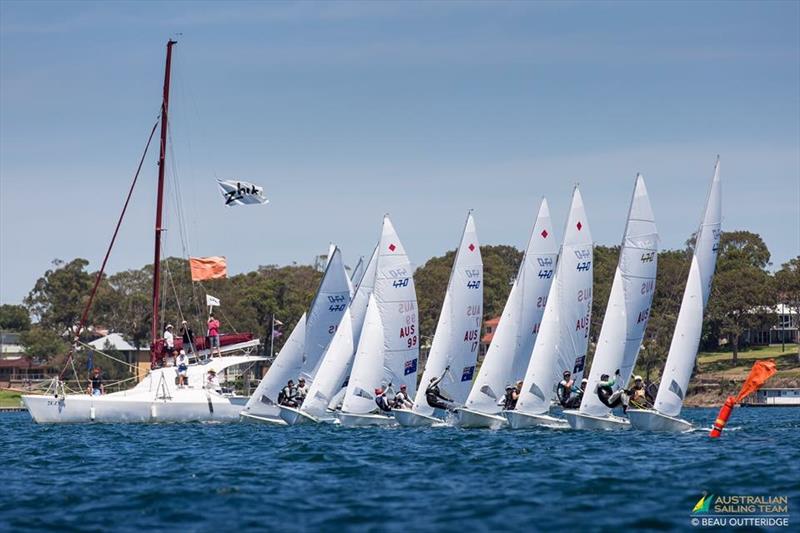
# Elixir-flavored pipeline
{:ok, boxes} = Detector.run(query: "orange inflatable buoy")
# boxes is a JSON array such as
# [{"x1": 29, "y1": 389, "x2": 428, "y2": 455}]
[{"x1": 709, "y1": 396, "x2": 736, "y2": 438}]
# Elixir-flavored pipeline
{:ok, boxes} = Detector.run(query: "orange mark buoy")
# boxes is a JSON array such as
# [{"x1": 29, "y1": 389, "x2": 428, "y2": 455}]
[{"x1": 709, "y1": 396, "x2": 736, "y2": 438}]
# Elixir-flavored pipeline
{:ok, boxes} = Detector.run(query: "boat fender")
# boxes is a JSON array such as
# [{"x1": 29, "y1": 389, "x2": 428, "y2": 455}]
[
  {"x1": 90, "y1": 406, "x2": 96, "y2": 421},
  {"x1": 150, "y1": 404, "x2": 157, "y2": 419},
  {"x1": 709, "y1": 396, "x2": 735, "y2": 438}
]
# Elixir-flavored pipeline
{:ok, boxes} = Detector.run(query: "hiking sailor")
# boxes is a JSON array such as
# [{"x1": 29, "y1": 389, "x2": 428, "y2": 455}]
[
  {"x1": 596, "y1": 369, "x2": 630, "y2": 413},
  {"x1": 426, "y1": 366, "x2": 454, "y2": 412}
]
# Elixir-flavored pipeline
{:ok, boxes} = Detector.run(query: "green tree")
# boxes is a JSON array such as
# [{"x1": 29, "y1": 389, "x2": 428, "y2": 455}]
[
  {"x1": 19, "y1": 326, "x2": 69, "y2": 362},
  {"x1": 0, "y1": 304, "x2": 31, "y2": 331},
  {"x1": 24, "y1": 258, "x2": 93, "y2": 334},
  {"x1": 775, "y1": 256, "x2": 800, "y2": 361}
]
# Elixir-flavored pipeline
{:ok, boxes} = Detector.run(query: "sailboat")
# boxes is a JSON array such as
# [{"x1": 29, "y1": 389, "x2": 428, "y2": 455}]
[
  {"x1": 505, "y1": 186, "x2": 593, "y2": 429},
  {"x1": 394, "y1": 213, "x2": 483, "y2": 427},
  {"x1": 564, "y1": 175, "x2": 659, "y2": 430},
  {"x1": 338, "y1": 216, "x2": 419, "y2": 427},
  {"x1": 240, "y1": 246, "x2": 351, "y2": 424},
  {"x1": 456, "y1": 200, "x2": 557, "y2": 428},
  {"x1": 23, "y1": 41, "x2": 266, "y2": 423},
  {"x1": 628, "y1": 158, "x2": 721, "y2": 432},
  {"x1": 278, "y1": 247, "x2": 378, "y2": 425}
]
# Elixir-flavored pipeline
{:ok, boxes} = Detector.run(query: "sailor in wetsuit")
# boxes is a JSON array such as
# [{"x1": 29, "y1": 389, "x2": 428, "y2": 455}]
[
  {"x1": 564, "y1": 378, "x2": 587, "y2": 409},
  {"x1": 596, "y1": 370, "x2": 630, "y2": 413},
  {"x1": 627, "y1": 375, "x2": 652, "y2": 408},
  {"x1": 375, "y1": 386, "x2": 393, "y2": 413},
  {"x1": 426, "y1": 366, "x2": 454, "y2": 411},
  {"x1": 502, "y1": 384, "x2": 518, "y2": 410},
  {"x1": 278, "y1": 379, "x2": 298, "y2": 407},
  {"x1": 556, "y1": 370, "x2": 580, "y2": 407},
  {"x1": 393, "y1": 384, "x2": 413, "y2": 409}
]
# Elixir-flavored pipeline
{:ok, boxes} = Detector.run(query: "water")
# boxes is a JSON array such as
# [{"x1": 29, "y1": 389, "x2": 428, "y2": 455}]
[{"x1": 1, "y1": 408, "x2": 798, "y2": 532}]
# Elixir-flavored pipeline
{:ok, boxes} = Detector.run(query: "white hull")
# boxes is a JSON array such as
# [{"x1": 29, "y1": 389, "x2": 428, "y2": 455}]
[
  {"x1": 504, "y1": 410, "x2": 569, "y2": 429},
  {"x1": 627, "y1": 408, "x2": 694, "y2": 432},
  {"x1": 455, "y1": 408, "x2": 508, "y2": 429},
  {"x1": 239, "y1": 412, "x2": 287, "y2": 425},
  {"x1": 392, "y1": 408, "x2": 442, "y2": 427},
  {"x1": 23, "y1": 391, "x2": 248, "y2": 424},
  {"x1": 563, "y1": 409, "x2": 631, "y2": 430},
  {"x1": 338, "y1": 411, "x2": 396, "y2": 427},
  {"x1": 278, "y1": 405, "x2": 319, "y2": 425}
]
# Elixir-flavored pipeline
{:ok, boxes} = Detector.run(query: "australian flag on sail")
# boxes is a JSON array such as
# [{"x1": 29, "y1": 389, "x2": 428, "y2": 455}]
[
  {"x1": 572, "y1": 355, "x2": 586, "y2": 374},
  {"x1": 404, "y1": 359, "x2": 417, "y2": 376},
  {"x1": 461, "y1": 365, "x2": 475, "y2": 382},
  {"x1": 217, "y1": 179, "x2": 269, "y2": 206}
]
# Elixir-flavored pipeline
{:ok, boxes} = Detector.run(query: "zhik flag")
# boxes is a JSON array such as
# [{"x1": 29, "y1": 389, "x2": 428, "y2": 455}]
[
  {"x1": 206, "y1": 294, "x2": 220, "y2": 307},
  {"x1": 217, "y1": 179, "x2": 269, "y2": 206}
]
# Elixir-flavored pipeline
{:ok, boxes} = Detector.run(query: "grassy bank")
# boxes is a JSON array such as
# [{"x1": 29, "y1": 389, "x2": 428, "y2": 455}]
[{"x1": 0, "y1": 389, "x2": 22, "y2": 408}]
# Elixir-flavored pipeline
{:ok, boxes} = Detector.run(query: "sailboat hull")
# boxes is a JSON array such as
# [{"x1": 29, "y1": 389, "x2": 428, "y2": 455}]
[
  {"x1": 627, "y1": 409, "x2": 694, "y2": 432},
  {"x1": 392, "y1": 408, "x2": 443, "y2": 427},
  {"x1": 278, "y1": 406, "x2": 319, "y2": 425},
  {"x1": 23, "y1": 391, "x2": 249, "y2": 424},
  {"x1": 239, "y1": 412, "x2": 288, "y2": 426},
  {"x1": 563, "y1": 409, "x2": 631, "y2": 430},
  {"x1": 337, "y1": 412, "x2": 397, "y2": 427},
  {"x1": 504, "y1": 410, "x2": 569, "y2": 429},
  {"x1": 454, "y1": 408, "x2": 508, "y2": 429}
]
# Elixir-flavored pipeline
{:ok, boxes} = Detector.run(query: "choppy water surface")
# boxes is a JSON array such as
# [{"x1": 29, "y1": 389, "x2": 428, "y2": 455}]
[{"x1": 1, "y1": 408, "x2": 798, "y2": 532}]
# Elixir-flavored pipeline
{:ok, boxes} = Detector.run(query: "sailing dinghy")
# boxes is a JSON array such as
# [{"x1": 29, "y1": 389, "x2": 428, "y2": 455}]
[
  {"x1": 240, "y1": 247, "x2": 351, "y2": 424},
  {"x1": 505, "y1": 186, "x2": 593, "y2": 429},
  {"x1": 564, "y1": 175, "x2": 658, "y2": 430},
  {"x1": 456, "y1": 200, "x2": 557, "y2": 428},
  {"x1": 338, "y1": 216, "x2": 419, "y2": 427},
  {"x1": 394, "y1": 213, "x2": 483, "y2": 427},
  {"x1": 628, "y1": 158, "x2": 721, "y2": 432},
  {"x1": 278, "y1": 247, "x2": 378, "y2": 425}
]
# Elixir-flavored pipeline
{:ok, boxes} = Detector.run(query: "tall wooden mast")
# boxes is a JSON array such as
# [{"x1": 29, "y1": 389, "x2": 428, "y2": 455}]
[{"x1": 151, "y1": 39, "x2": 177, "y2": 366}]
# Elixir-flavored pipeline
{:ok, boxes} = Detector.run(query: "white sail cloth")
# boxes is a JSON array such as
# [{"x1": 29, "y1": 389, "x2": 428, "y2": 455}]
[
  {"x1": 580, "y1": 175, "x2": 659, "y2": 417},
  {"x1": 217, "y1": 179, "x2": 269, "y2": 206},
  {"x1": 516, "y1": 186, "x2": 593, "y2": 415}
]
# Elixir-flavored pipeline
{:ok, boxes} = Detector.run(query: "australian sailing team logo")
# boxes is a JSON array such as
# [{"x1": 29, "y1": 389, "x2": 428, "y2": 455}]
[{"x1": 690, "y1": 492, "x2": 789, "y2": 528}]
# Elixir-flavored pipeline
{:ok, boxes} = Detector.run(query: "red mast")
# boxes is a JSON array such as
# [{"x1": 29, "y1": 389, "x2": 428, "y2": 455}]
[{"x1": 151, "y1": 39, "x2": 177, "y2": 367}]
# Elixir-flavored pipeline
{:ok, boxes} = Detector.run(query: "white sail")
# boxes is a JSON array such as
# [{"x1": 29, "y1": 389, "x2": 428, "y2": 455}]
[
  {"x1": 654, "y1": 159, "x2": 722, "y2": 417},
  {"x1": 349, "y1": 255, "x2": 366, "y2": 295},
  {"x1": 465, "y1": 199, "x2": 557, "y2": 414},
  {"x1": 243, "y1": 246, "x2": 350, "y2": 415},
  {"x1": 301, "y1": 247, "x2": 378, "y2": 418},
  {"x1": 516, "y1": 186, "x2": 593, "y2": 415},
  {"x1": 412, "y1": 213, "x2": 483, "y2": 416},
  {"x1": 342, "y1": 216, "x2": 419, "y2": 414},
  {"x1": 302, "y1": 246, "x2": 352, "y2": 380},
  {"x1": 243, "y1": 313, "x2": 306, "y2": 415},
  {"x1": 580, "y1": 175, "x2": 659, "y2": 417}
]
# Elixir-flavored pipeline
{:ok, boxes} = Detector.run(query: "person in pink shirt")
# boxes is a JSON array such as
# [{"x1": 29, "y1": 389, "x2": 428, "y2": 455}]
[{"x1": 207, "y1": 315, "x2": 221, "y2": 358}]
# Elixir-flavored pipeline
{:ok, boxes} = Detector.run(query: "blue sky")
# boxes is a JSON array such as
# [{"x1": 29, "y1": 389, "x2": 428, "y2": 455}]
[{"x1": 1, "y1": 0, "x2": 798, "y2": 305}]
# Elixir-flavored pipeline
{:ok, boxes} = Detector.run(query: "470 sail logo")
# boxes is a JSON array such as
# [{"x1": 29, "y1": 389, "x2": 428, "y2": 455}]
[
  {"x1": 690, "y1": 493, "x2": 789, "y2": 528},
  {"x1": 574, "y1": 249, "x2": 591, "y2": 272},
  {"x1": 464, "y1": 268, "x2": 481, "y2": 289}
]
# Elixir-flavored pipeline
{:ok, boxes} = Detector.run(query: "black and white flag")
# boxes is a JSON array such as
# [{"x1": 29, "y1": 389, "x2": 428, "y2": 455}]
[{"x1": 217, "y1": 179, "x2": 269, "y2": 206}]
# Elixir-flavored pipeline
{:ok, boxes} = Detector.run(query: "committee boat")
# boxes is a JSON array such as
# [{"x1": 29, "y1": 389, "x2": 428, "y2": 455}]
[
  {"x1": 456, "y1": 200, "x2": 556, "y2": 428},
  {"x1": 505, "y1": 186, "x2": 593, "y2": 429},
  {"x1": 22, "y1": 41, "x2": 264, "y2": 423},
  {"x1": 564, "y1": 175, "x2": 658, "y2": 430},
  {"x1": 394, "y1": 213, "x2": 483, "y2": 427},
  {"x1": 339, "y1": 216, "x2": 419, "y2": 427},
  {"x1": 628, "y1": 158, "x2": 721, "y2": 432}
]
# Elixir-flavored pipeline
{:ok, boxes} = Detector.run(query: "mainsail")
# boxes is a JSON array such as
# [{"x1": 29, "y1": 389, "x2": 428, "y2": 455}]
[
  {"x1": 243, "y1": 246, "x2": 350, "y2": 415},
  {"x1": 411, "y1": 213, "x2": 483, "y2": 417},
  {"x1": 341, "y1": 216, "x2": 419, "y2": 415},
  {"x1": 516, "y1": 186, "x2": 593, "y2": 415},
  {"x1": 653, "y1": 159, "x2": 721, "y2": 417},
  {"x1": 300, "y1": 247, "x2": 378, "y2": 418},
  {"x1": 579, "y1": 175, "x2": 659, "y2": 417},
  {"x1": 464, "y1": 199, "x2": 557, "y2": 415}
]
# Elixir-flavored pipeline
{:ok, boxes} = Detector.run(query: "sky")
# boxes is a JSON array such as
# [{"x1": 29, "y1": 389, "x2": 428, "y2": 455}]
[{"x1": 1, "y1": 0, "x2": 798, "y2": 305}]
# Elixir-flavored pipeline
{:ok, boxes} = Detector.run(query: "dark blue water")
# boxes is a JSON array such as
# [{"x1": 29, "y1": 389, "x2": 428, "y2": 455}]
[{"x1": 1, "y1": 408, "x2": 798, "y2": 532}]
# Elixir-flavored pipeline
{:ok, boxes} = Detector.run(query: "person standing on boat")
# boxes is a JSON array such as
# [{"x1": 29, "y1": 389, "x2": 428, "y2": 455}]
[
  {"x1": 393, "y1": 384, "x2": 413, "y2": 409},
  {"x1": 176, "y1": 350, "x2": 189, "y2": 388},
  {"x1": 180, "y1": 320, "x2": 196, "y2": 358},
  {"x1": 206, "y1": 369, "x2": 221, "y2": 393},
  {"x1": 556, "y1": 370, "x2": 580, "y2": 407},
  {"x1": 164, "y1": 324, "x2": 176, "y2": 365},
  {"x1": 596, "y1": 370, "x2": 630, "y2": 413},
  {"x1": 207, "y1": 315, "x2": 221, "y2": 358},
  {"x1": 426, "y1": 366, "x2": 454, "y2": 411},
  {"x1": 87, "y1": 367, "x2": 104, "y2": 396}
]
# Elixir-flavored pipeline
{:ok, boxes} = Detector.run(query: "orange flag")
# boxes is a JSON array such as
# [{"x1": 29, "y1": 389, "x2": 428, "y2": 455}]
[
  {"x1": 189, "y1": 257, "x2": 227, "y2": 281},
  {"x1": 735, "y1": 359, "x2": 777, "y2": 403}
]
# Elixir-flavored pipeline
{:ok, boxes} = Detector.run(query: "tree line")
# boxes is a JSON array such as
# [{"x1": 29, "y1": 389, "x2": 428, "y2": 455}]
[{"x1": 1, "y1": 230, "x2": 798, "y2": 380}]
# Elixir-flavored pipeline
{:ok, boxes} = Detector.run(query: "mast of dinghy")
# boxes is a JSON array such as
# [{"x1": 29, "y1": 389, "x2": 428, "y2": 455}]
[{"x1": 151, "y1": 39, "x2": 177, "y2": 367}]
